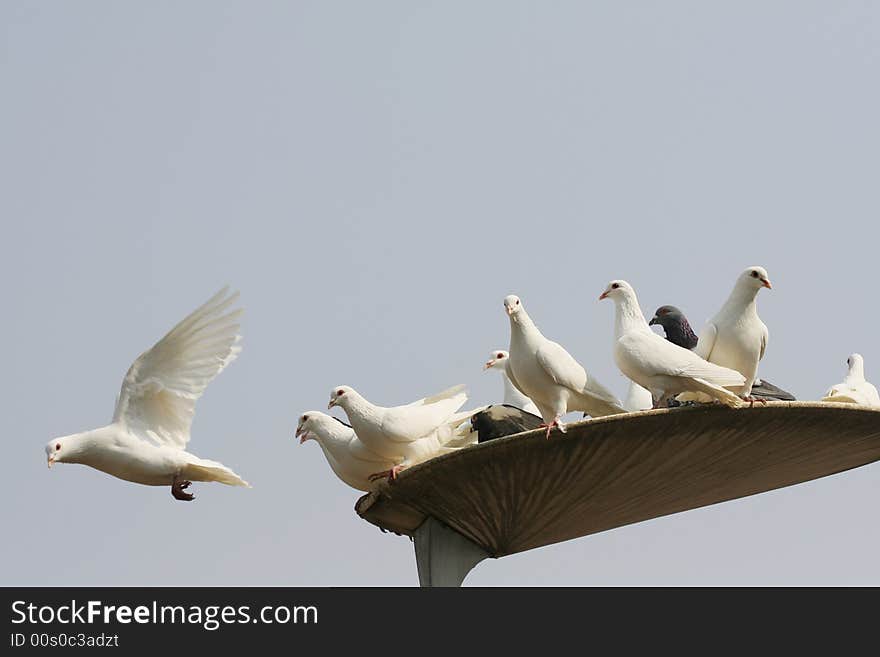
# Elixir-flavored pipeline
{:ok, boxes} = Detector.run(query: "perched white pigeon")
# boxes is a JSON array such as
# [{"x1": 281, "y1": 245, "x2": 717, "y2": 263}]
[
  {"x1": 821, "y1": 354, "x2": 880, "y2": 407},
  {"x1": 503, "y1": 295, "x2": 626, "y2": 438},
  {"x1": 327, "y1": 385, "x2": 475, "y2": 479},
  {"x1": 46, "y1": 287, "x2": 249, "y2": 501},
  {"x1": 484, "y1": 350, "x2": 541, "y2": 415},
  {"x1": 622, "y1": 379, "x2": 654, "y2": 412},
  {"x1": 599, "y1": 280, "x2": 745, "y2": 408},
  {"x1": 296, "y1": 411, "x2": 399, "y2": 491},
  {"x1": 689, "y1": 266, "x2": 772, "y2": 400}
]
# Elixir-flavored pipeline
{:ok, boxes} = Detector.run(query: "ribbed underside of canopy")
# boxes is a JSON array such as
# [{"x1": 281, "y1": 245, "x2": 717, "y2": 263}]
[{"x1": 355, "y1": 402, "x2": 880, "y2": 557}]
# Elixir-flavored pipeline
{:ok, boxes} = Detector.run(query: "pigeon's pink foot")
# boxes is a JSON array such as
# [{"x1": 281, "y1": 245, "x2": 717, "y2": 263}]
[
  {"x1": 368, "y1": 465, "x2": 404, "y2": 483},
  {"x1": 171, "y1": 477, "x2": 194, "y2": 502},
  {"x1": 743, "y1": 396, "x2": 768, "y2": 408},
  {"x1": 538, "y1": 420, "x2": 559, "y2": 440}
]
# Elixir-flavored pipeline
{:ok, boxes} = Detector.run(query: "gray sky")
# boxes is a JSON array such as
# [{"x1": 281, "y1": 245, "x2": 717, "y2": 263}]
[{"x1": 2, "y1": 1, "x2": 879, "y2": 586}]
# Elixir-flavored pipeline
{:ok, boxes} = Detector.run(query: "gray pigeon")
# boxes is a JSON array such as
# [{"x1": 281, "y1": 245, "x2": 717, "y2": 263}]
[
  {"x1": 648, "y1": 306, "x2": 699, "y2": 350},
  {"x1": 649, "y1": 305, "x2": 795, "y2": 402}
]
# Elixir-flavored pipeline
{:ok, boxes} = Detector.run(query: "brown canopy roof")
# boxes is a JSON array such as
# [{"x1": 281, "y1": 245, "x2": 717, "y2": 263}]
[{"x1": 356, "y1": 402, "x2": 880, "y2": 558}]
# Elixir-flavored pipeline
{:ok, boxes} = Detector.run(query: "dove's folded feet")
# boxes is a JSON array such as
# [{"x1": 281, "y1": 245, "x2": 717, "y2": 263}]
[
  {"x1": 368, "y1": 465, "x2": 404, "y2": 483},
  {"x1": 171, "y1": 477, "x2": 195, "y2": 502},
  {"x1": 539, "y1": 418, "x2": 565, "y2": 440},
  {"x1": 742, "y1": 395, "x2": 768, "y2": 407}
]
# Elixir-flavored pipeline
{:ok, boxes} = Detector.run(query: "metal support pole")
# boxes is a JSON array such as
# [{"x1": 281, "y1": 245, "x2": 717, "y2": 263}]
[{"x1": 413, "y1": 516, "x2": 489, "y2": 587}]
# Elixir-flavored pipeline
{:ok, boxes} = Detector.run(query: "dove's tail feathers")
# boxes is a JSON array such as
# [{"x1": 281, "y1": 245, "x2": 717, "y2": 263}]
[
  {"x1": 582, "y1": 397, "x2": 628, "y2": 418},
  {"x1": 444, "y1": 420, "x2": 478, "y2": 448},
  {"x1": 183, "y1": 456, "x2": 250, "y2": 487},
  {"x1": 445, "y1": 405, "x2": 489, "y2": 447},
  {"x1": 688, "y1": 378, "x2": 744, "y2": 408},
  {"x1": 431, "y1": 407, "x2": 484, "y2": 448},
  {"x1": 698, "y1": 365, "x2": 746, "y2": 388},
  {"x1": 446, "y1": 405, "x2": 488, "y2": 427},
  {"x1": 820, "y1": 393, "x2": 862, "y2": 405},
  {"x1": 572, "y1": 391, "x2": 627, "y2": 418},
  {"x1": 421, "y1": 384, "x2": 467, "y2": 406}
]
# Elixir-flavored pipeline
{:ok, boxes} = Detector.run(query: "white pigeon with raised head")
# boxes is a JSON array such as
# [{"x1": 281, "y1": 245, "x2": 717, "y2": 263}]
[
  {"x1": 46, "y1": 287, "x2": 249, "y2": 501},
  {"x1": 327, "y1": 384, "x2": 475, "y2": 479},
  {"x1": 689, "y1": 266, "x2": 772, "y2": 400},
  {"x1": 503, "y1": 295, "x2": 626, "y2": 438},
  {"x1": 599, "y1": 280, "x2": 745, "y2": 408},
  {"x1": 484, "y1": 349, "x2": 540, "y2": 415},
  {"x1": 821, "y1": 354, "x2": 880, "y2": 407},
  {"x1": 296, "y1": 411, "x2": 399, "y2": 491}
]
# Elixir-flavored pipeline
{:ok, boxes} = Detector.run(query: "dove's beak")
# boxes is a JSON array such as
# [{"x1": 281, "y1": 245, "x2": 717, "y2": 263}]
[
  {"x1": 47, "y1": 455, "x2": 55, "y2": 469},
  {"x1": 483, "y1": 360, "x2": 495, "y2": 370},
  {"x1": 327, "y1": 399, "x2": 336, "y2": 410},
  {"x1": 505, "y1": 306, "x2": 513, "y2": 316},
  {"x1": 599, "y1": 291, "x2": 609, "y2": 301},
  {"x1": 295, "y1": 423, "x2": 312, "y2": 444},
  {"x1": 762, "y1": 278, "x2": 772, "y2": 289}
]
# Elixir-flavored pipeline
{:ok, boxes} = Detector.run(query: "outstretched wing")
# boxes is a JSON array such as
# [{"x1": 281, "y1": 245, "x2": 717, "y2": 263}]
[{"x1": 112, "y1": 287, "x2": 242, "y2": 449}]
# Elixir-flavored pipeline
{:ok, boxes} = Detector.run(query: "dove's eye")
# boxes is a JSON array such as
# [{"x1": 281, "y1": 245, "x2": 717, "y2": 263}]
[
  {"x1": 515, "y1": 300, "x2": 520, "y2": 305},
  {"x1": 751, "y1": 271, "x2": 759, "y2": 278},
  {"x1": 611, "y1": 283, "x2": 619, "y2": 289},
  {"x1": 55, "y1": 443, "x2": 61, "y2": 451},
  {"x1": 302, "y1": 415, "x2": 309, "y2": 422},
  {"x1": 337, "y1": 390, "x2": 344, "y2": 396},
  {"x1": 496, "y1": 354, "x2": 503, "y2": 359}
]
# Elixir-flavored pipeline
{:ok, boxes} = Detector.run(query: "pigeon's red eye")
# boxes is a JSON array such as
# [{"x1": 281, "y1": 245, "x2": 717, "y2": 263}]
[
  {"x1": 55, "y1": 443, "x2": 61, "y2": 451},
  {"x1": 337, "y1": 390, "x2": 344, "y2": 396},
  {"x1": 496, "y1": 354, "x2": 503, "y2": 359},
  {"x1": 611, "y1": 283, "x2": 619, "y2": 289}
]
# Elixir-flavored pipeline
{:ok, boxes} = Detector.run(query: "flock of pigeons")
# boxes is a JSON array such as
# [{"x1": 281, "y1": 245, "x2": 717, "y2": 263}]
[{"x1": 45, "y1": 267, "x2": 880, "y2": 500}]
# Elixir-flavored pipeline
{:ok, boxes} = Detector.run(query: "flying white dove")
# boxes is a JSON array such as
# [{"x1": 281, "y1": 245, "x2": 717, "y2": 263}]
[
  {"x1": 688, "y1": 266, "x2": 772, "y2": 402},
  {"x1": 821, "y1": 354, "x2": 880, "y2": 407},
  {"x1": 327, "y1": 385, "x2": 476, "y2": 480},
  {"x1": 503, "y1": 294, "x2": 626, "y2": 439},
  {"x1": 296, "y1": 411, "x2": 400, "y2": 491},
  {"x1": 46, "y1": 287, "x2": 249, "y2": 501},
  {"x1": 599, "y1": 280, "x2": 745, "y2": 409},
  {"x1": 484, "y1": 350, "x2": 540, "y2": 415}
]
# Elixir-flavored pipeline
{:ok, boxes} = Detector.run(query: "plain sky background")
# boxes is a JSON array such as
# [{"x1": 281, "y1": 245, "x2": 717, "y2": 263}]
[{"x1": 2, "y1": 2, "x2": 879, "y2": 586}]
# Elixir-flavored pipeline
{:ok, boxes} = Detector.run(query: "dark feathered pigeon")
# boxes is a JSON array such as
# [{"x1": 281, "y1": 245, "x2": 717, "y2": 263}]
[
  {"x1": 648, "y1": 305, "x2": 795, "y2": 401},
  {"x1": 470, "y1": 405, "x2": 544, "y2": 443},
  {"x1": 648, "y1": 306, "x2": 699, "y2": 350}
]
